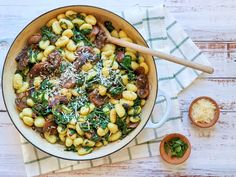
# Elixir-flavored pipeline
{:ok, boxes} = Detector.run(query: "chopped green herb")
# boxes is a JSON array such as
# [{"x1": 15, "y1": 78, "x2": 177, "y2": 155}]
[
  {"x1": 164, "y1": 137, "x2": 188, "y2": 158},
  {"x1": 83, "y1": 146, "x2": 93, "y2": 151}
]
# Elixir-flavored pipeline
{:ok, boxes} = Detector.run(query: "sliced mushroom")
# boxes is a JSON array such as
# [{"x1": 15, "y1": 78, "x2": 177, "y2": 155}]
[
  {"x1": 134, "y1": 66, "x2": 145, "y2": 75},
  {"x1": 15, "y1": 92, "x2": 29, "y2": 111},
  {"x1": 137, "y1": 86, "x2": 149, "y2": 99},
  {"x1": 116, "y1": 51, "x2": 125, "y2": 63},
  {"x1": 43, "y1": 119, "x2": 57, "y2": 135},
  {"x1": 94, "y1": 29, "x2": 107, "y2": 49},
  {"x1": 136, "y1": 74, "x2": 148, "y2": 89},
  {"x1": 49, "y1": 95, "x2": 68, "y2": 107},
  {"x1": 33, "y1": 126, "x2": 44, "y2": 134},
  {"x1": 29, "y1": 62, "x2": 49, "y2": 78},
  {"x1": 29, "y1": 50, "x2": 62, "y2": 78},
  {"x1": 89, "y1": 25, "x2": 100, "y2": 38},
  {"x1": 63, "y1": 79, "x2": 76, "y2": 89},
  {"x1": 128, "y1": 122, "x2": 140, "y2": 129},
  {"x1": 73, "y1": 57, "x2": 86, "y2": 70},
  {"x1": 74, "y1": 46, "x2": 97, "y2": 69},
  {"x1": 88, "y1": 90, "x2": 107, "y2": 107},
  {"x1": 28, "y1": 33, "x2": 42, "y2": 45},
  {"x1": 47, "y1": 50, "x2": 62, "y2": 68},
  {"x1": 15, "y1": 48, "x2": 29, "y2": 71}
]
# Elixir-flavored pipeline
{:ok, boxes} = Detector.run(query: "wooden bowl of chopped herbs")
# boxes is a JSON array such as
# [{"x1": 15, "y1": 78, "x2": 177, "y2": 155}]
[{"x1": 160, "y1": 133, "x2": 191, "y2": 164}]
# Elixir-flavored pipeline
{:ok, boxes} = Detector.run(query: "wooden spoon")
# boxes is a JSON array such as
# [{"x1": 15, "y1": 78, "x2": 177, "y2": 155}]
[{"x1": 98, "y1": 23, "x2": 214, "y2": 74}]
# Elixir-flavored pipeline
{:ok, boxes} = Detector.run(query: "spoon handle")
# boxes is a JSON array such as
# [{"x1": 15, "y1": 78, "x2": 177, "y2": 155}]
[{"x1": 109, "y1": 36, "x2": 214, "y2": 74}]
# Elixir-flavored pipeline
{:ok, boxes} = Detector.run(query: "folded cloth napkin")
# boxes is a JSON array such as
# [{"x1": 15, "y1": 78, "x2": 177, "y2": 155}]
[{"x1": 19, "y1": 5, "x2": 211, "y2": 176}]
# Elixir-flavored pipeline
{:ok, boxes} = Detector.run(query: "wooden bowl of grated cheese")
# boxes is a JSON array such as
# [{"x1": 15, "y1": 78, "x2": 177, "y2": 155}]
[{"x1": 189, "y1": 96, "x2": 220, "y2": 128}]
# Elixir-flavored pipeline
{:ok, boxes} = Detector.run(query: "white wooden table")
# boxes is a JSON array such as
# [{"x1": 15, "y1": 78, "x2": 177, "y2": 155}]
[{"x1": 1, "y1": 0, "x2": 236, "y2": 176}]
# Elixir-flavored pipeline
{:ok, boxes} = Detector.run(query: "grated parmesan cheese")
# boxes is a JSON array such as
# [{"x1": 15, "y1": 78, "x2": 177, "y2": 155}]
[{"x1": 191, "y1": 98, "x2": 216, "y2": 124}]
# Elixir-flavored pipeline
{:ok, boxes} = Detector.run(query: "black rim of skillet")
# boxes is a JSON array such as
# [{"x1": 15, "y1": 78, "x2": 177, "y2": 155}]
[{"x1": 1, "y1": 5, "x2": 158, "y2": 161}]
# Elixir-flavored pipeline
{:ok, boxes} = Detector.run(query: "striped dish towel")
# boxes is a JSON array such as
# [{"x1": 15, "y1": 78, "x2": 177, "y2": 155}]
[{"x1": 19, "y1": 5, "x2": 211, "y2": 176}]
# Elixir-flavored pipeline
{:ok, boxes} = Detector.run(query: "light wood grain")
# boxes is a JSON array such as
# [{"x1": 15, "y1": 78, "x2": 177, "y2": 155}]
[{"x1": 0, "y1": 0, "x2": 236, "y2": 176}]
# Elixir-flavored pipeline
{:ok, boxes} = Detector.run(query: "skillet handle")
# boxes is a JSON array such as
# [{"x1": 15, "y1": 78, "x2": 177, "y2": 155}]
[{"x1": 145, "y1": 89, "x2": 171, "y2": 129}]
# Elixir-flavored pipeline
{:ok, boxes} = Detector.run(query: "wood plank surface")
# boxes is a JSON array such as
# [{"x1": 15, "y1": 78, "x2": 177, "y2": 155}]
[{"x1": 0, "y1": 0, "x2": 236, "y2": 176}]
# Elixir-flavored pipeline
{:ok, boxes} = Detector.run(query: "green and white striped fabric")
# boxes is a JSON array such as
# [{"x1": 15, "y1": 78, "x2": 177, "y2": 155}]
[{"x1": 20, "y1": 5, "x2": 211, "y2": 176}]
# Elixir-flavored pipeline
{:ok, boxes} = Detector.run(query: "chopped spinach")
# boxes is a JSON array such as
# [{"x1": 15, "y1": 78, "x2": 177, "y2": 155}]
[
  {"x1": 41, "y1": 26, "x2": 59, "y2": 44},
  {"x1": 76, "y1": 73, "x2": 85, "y2": 86},
  {"x1": 127, "y1": 71, "x2": 137, "y2": 81},
  {"x1": 32, "y1": 103, "x2": 51, "y2": 116},
  {"x1": 133, "y1": 98, "x2": 141, "y2": 107},
  {"x1": 73, "y1": 28, "x2": 93, "y2": 46},
  {"x1": 31, "y1": 90, "x2": 44, "y2": 103},
  {"x1": 52, "y1": 105, "x2": 75, "y2": 125},
  {"x1": 64, "y1": 145, "x2": 77, "y2": 152},
  {"x1": 68, "y1": 95, "x2": 88, "y2": 111},
  {"x1": 85, "y1": 108, "x2": 110, "y2": 130},
  {"x1": 109, "y1": 86, "x2": 124, "y2": 97},
  {"x1": 104, "y1": 21, "x2": 115, "y2": 32},
  {"x1": 83, "y1": 146, "x2": 93, "y2": 151},
  {"x1": 91, "y1": 132, "x2": 100, "y2": 142},
  {"x1": 27, "y1": 47, "x2": 40, "y2": 63},
  {"x1": 40, "y1": 79, "x2": 53, "y2": 90},
  {"x1": 79, "y1": 122, "x2": 91, "y2": 132},
  {"x1": 120, "y1": 55, "x2": 132, "y2": 70},
  {"x1": 116, "y1": 118, "x2": 131, "y2": 138},
  {"x1": 77, "y1": 14, "x2": 85, "y2": 20},
  {"x1": 164, "y1": 137, "x2": 188, "y2": 158},
  {"x1": 81, "y1": 29, "x2": 92, "y2": 35},
  {"x1": 103, "y1": 132, "x2": 110, "y2": 141}
]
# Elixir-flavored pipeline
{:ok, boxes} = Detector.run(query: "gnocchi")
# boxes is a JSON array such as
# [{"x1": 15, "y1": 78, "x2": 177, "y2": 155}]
[
  {"x1": 13, "y1": 73, "x2": 23, "y2": 90},
  {"x1": 59, "y1": 18, "x2": 74, "y2": 29},
  {"x1": 39, "y1": 40, "x2": 50, "y2": 50},
  {"x1": 55, "y1": 36, "x2": 69, "y2": 47},
  {"x1": 52, "y1": 21, "x2": 62, "y2": 34},
  {"x1": 85, "y1": 15, "x2": 97, "y2": 25},
  {"x1": 62, "y1": 29, "x2": 74, "y2": 38}
]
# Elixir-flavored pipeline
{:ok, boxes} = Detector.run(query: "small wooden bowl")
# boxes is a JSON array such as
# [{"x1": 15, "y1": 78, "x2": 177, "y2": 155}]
[
  {"x1": 189, "y1": 96, "x2": 220, "y2": 128},
  {"x1": 159, "y1": 133, "x2": 191, "y2": 165}
]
